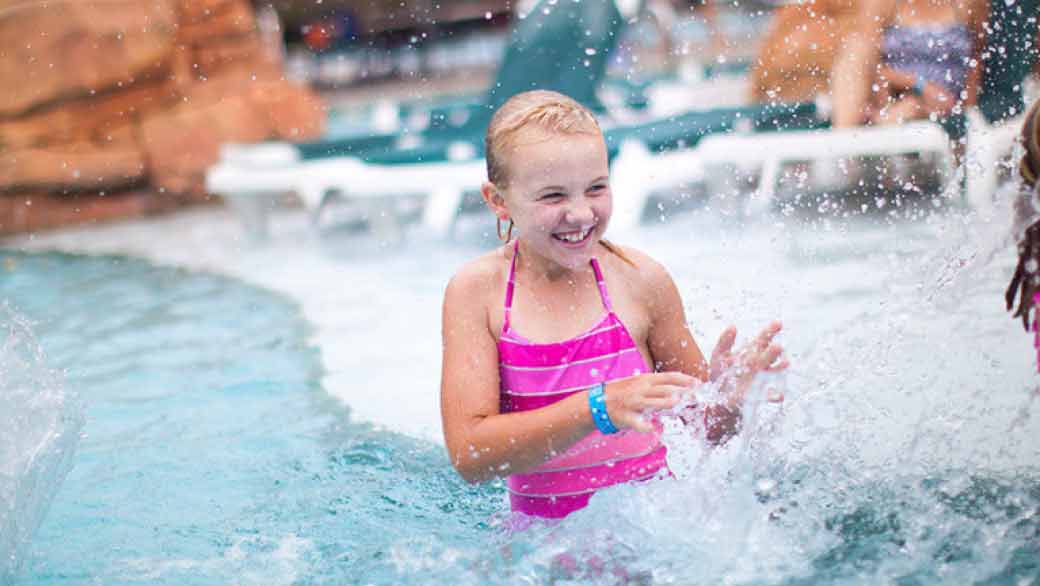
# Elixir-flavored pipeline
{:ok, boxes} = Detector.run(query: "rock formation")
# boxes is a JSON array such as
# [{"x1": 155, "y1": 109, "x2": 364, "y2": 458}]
[{"x1": 0, "y1": 0, "x2": 325, "y2": 234}]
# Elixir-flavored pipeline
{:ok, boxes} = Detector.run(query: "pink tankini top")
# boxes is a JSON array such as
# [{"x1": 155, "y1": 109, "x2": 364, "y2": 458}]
[{"x1": 497, "y1": 242, "x2": 668, "y2": 518}]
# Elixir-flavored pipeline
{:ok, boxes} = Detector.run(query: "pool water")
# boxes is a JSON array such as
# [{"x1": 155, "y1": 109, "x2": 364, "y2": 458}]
[
  {"x1": 0, "y1": 253, "x2": 500, "y2": 585},
  {"x1": 3, "y1": 197, "x2": 1040, "y2": 584}
]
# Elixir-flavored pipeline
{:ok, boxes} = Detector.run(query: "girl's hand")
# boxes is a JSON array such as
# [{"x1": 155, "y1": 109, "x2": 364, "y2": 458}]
[
  {"x1": 603, "y1": 372, "x2": 698, "y2": 433},
  {"x1": 709, "y1": 321, "x2": 788, "y2": 407}
]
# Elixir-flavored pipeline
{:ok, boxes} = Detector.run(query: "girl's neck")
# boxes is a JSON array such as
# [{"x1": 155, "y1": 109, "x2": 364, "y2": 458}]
[{"x1": 512, "y1": 239, "x2": 596, "y2": 284}]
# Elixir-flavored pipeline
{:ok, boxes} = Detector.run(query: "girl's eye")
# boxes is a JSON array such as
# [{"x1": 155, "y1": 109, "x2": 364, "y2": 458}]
[
  {"x1": 540, "y1": 193, "x2": 564, "y2": 201},
  {"x1": 588, "y1": 185, "x2": 607, "y2": 195}
]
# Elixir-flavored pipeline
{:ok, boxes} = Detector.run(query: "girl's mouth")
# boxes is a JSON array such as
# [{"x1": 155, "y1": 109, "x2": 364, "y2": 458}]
[{"x1": 552, "y1": 225, "x2": 594, "y2": 247}]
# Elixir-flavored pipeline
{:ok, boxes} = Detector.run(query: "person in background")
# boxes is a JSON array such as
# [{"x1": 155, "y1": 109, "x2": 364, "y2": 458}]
[
  {"x1": 830, "y1": 0, "x2": 987, "y2": 131},
  {"x1": 1005, "y1": 99, "x2": 1040, "y2": 337},
  {"x1": 749, "y1": 0, "x2": 860, "y2": 104},
  {"x1": 439, "y1": 90, "x2": 787, "y2": 520},
  {"x1": 638, "y1": 0, "x2": 729, "y2": 71}
]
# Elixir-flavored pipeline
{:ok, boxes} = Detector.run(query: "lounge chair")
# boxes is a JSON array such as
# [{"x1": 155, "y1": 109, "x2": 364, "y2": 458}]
[
  {"x1": 207, "y1": 0, "x2": 822, "y2": 238},
  {"x1": 641, "y1": 0, "x2": 1039, "y2": 215}
]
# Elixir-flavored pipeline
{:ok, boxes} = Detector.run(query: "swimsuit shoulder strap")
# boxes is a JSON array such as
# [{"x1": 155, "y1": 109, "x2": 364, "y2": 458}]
[
  {"x1": 590, "y1": 256, "x2": 613, "y2": 313},
  {"x1": 502, "y1": 240, "x2": 520, "y2": 333}
]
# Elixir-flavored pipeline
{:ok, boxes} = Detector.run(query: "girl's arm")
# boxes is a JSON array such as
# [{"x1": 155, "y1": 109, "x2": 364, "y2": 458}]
[
  {"x1": 643, "y1": 257, "x2": 708, "y2": 379},
  {"x1": 642, "y1": 257, "x2": 785, "y2": 442},
  {"x1": 830, "y1": 0, "x2": 897, "y2": 127},
  {"x1": 641, "y1": 257, "x2": 741, "y2": 442},
  {"x1": 440, "y1": 269, "x2": 693, "y2": 483}
]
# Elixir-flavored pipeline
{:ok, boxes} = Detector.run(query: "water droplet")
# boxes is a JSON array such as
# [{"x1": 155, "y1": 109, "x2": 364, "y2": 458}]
[{"x1": 584, "y1": 48, "x2": 597, "y2": 56}]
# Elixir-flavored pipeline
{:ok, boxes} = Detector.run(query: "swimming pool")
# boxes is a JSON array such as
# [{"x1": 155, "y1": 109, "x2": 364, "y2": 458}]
[{"x1": 2, "y1": 199, "x2": 1039, "y2": 584}]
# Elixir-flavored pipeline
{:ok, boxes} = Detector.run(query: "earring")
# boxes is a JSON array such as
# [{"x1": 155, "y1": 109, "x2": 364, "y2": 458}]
[{"x1": 496, "y1": 218, "x2": 514, "y2": 242}]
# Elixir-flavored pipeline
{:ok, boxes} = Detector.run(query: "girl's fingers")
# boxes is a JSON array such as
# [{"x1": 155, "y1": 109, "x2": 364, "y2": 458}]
[
  {"x1": 755, "y1": 344, "x2": 783, "y2": 369},
  {"x1": 644, "y1": 384, "x2": 695, "y2": 399},
  {"x1": 641, "y1": 397, "x2": 681, "y2": 411},
  {"x1": 649, "y1": 372, "x2": 698, "y2": 387},
  {"x1": 713, "y1": 326, "x2": 737, "y2": 358},
  {"x1": 626, "y1": 415, "x2": 653, "y2": 433},
  {"x1": 764, "y1": 358, "x2": 789, "y2": 372},
  {"x1": 754, "y1": 321, "x2": 783, "y2": 348}
]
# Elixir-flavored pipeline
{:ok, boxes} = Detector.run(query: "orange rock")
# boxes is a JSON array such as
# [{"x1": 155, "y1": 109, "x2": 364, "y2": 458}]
[
  {"x1": 0, "y1": 0, "x2": 178, "y2": 117},
  {"x1": 248, "y1": 80, "x2": 326, "y2": 141},
  {"x1": 0, "y1": 190, "x2": 170, "y2": 236},
  {"x1": 139, "y1": 90, "x2": 267, "y2": 195},
  {"x1": 177, "y1": 0, "x2": 244, "y2": 24},
  {"x1": 0, "y1": 0, "x2": 327, "y2": 231},
  {"x1": 176, "y1": 0, "x2": 255, "y2": 45},
  {"x1": 0, "y1": 79, "x2": 181, "y2": 150},
  {"x1": 193, "y1": 35, "x2": 270, "y2": 77},
  {"x1": 0, "y1": 140, "x2": 147, "y2": 192}
]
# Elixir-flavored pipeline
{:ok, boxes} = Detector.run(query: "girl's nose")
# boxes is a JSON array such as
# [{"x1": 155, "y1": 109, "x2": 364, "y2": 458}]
[{"x1": 565, "y1": 199, "x2": 595, "y2": 224}]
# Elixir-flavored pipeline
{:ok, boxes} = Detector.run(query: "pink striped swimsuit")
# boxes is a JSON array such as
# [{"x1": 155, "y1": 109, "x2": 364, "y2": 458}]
[{"x1": 498, "y1": 242, "x2": 668, "y2": 518}]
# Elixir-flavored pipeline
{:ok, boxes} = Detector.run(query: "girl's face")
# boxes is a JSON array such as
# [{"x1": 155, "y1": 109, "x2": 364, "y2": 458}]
[{"x1": 492, "y1": 129, "x2": 612, "y2": 273}]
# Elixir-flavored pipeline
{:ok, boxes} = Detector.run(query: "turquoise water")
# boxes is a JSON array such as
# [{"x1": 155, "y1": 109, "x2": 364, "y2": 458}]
[
  {"x1": 0, "y1": 253, "x2": 499, "y2": 585},
  {"x1": 3, "y1": 204, "x2": 1040, "y2": 584}
]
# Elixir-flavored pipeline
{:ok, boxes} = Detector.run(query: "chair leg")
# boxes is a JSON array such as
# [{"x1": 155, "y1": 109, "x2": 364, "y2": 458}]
[
  {"x1": 227, "y1": 192, "x2": 271, "y2": 241},
  {"x1": 423, "y1": 187, "x2": 464, "y2": 237},
  {"x1": 747, "y1": 157, "x2": 781, "y2": 216},
  {"x1": 297, "y1": 186, "x2": 329, "y2": 228},
  {"x1": 367, "y1": 197, "x2": 404, "y2": 245}
]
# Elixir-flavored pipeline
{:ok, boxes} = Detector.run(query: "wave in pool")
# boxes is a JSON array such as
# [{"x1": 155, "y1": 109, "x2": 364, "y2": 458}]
[{"x1": 0, "y1": 304, "x2": 83, "y2": 583}]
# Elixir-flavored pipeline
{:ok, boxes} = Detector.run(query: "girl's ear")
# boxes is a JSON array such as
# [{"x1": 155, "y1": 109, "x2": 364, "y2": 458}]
[{"x1": 481, "y1": 181, "x2": 510, "y2": 220}]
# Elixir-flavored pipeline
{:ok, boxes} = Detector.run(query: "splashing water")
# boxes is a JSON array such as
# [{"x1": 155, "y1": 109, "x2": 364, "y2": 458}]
[
  {"x1": 4, "y1": 191, "x2": 1040, "y2": 584},
  {"x1": 0, "y1": 303, "x2": 83, "y2": 583}
]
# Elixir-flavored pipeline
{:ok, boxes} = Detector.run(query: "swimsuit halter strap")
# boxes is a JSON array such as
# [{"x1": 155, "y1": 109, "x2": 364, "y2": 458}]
[
  {"x1": 502, "y1": 240, "x2": 614, "y2": 333},
  {"x1": 590, "y1": 256, "x2": 613, "y2": 313},
  {"x1": 502, "y1": 239, "x2": 520, "y2": 333}
]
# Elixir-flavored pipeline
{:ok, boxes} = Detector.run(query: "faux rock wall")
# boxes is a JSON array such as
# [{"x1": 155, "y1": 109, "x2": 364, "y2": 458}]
[{"x1": 0, "y1": 0, "x2": 325, "y2": 234}]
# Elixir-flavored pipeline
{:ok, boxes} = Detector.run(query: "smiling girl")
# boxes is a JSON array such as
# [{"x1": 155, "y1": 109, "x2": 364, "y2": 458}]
[{"x1": 439, "y1": 90, "x2": 787, "y2": 519}]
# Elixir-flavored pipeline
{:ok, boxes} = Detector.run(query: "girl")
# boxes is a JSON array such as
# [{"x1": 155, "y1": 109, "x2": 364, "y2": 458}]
[{"x1": 440, "y1": 90, "x2": 787, "y2": 519}]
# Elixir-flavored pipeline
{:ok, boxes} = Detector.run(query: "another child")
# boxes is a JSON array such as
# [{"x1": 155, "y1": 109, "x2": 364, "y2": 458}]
[
  {"x1": 1005, "y1": 99, "x2": 1040, "y2": 361},
  {"x1": 439, "y1": 90, "x2": 787, "y2": 519}
]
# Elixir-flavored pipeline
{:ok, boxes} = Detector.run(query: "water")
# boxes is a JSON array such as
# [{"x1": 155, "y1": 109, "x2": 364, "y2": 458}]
[
  {"x1": 0, "y1": 304, "x2": 82, "y2": 582},
  {"x1": 0, "y1": 253, "x2": 500, "y2": 585},
  {"x1": 2, "y1": 195, "x2": 1039, "y2": 584}
]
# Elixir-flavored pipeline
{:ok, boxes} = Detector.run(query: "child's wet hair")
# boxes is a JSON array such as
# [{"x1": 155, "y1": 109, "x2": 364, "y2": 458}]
[
  {"x1": 484, "y1": 90, "x2": 634, "y2": 266},
  {"x1": 1022, "y1": 99, "x2": 1040, "y2": 189},
  {"x1": 484, "y1": 90, "x2": 602, "y2": 187}
]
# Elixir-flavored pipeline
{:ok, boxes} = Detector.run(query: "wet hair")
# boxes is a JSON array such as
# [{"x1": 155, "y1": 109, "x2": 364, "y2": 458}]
[
  {"x1": 1021, "y1": 99, "x2": 1040, "y2": 188},
  {"x1": 484, "y1": 90, "x2": 633, "y2": 266},
  {"x1": 485, "y1": 90, "x2": 602, "y2": 186}
]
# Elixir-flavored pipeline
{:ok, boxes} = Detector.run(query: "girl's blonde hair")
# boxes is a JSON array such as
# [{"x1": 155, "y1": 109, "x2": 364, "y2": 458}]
[
  {"x1": 485, "y1": 90, "x2": 602, "y2": 187},
  {"x1": 485, "y1": 90, "x2": 633, "y2": 265},
  {"x1": 1021, "y1": 99, "x2": 1040, "y2": 188}
]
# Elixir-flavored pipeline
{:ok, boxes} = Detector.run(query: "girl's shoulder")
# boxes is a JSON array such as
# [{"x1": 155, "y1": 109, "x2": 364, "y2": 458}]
[
  {"x1": 444, "y1": 246, "x2": 511, "y2": 307},
  {"x1": 599, "y1": 242, "x2": 675, "y2": 293},
  {"x1": 603, "y1": 243, "x2": 673, "y2": 285}
]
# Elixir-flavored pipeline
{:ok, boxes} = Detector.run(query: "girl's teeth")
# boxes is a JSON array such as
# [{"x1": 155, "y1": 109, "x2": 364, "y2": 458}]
[{"x1": 558, "y1": 229, "x2": 587, "y2": 243}]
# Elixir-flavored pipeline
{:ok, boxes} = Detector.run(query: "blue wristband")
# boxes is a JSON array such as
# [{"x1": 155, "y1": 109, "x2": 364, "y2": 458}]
[{"x1": 588, "y1": 383, "x2": 619, "y2": 434}]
